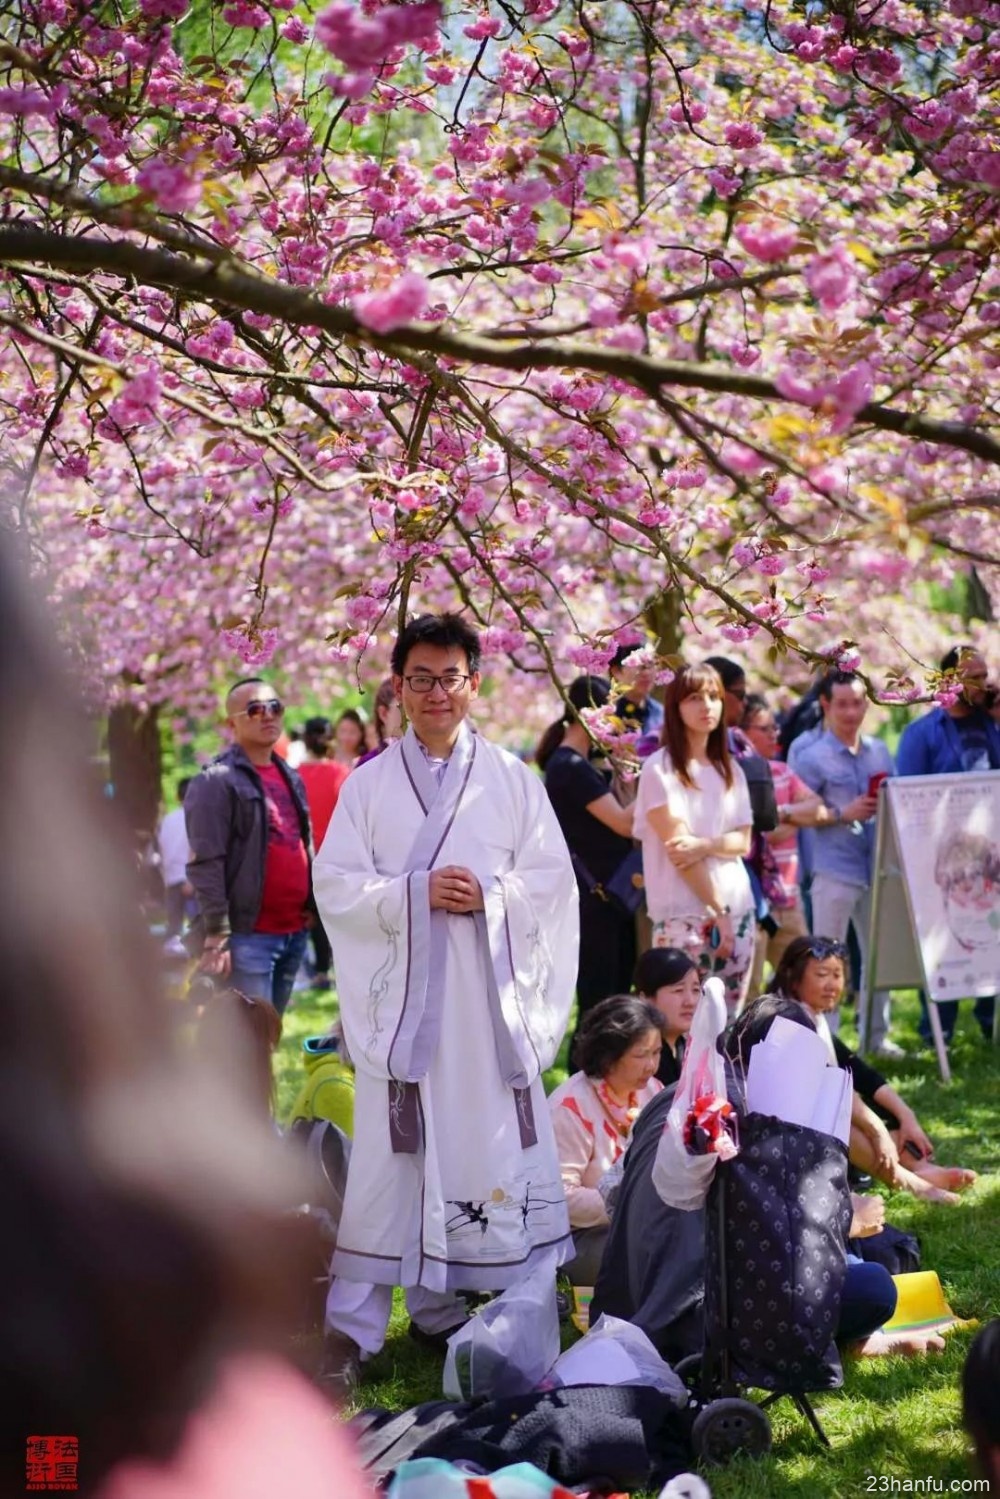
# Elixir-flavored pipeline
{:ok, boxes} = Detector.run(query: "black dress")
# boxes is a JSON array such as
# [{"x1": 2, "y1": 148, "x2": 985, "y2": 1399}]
[{"x1": 544, "y1": 746, "x2": 637, "y2": 1026}]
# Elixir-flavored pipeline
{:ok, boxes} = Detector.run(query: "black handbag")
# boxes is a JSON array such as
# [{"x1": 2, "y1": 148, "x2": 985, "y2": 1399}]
[{"x1": 572, "y1": 847, "x2": 645, "y2": 917}]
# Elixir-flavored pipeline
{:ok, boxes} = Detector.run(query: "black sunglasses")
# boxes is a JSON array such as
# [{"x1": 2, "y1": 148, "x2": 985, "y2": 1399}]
[{"x1": 236, "y1": 698, "x2": 284, "y2": 720}]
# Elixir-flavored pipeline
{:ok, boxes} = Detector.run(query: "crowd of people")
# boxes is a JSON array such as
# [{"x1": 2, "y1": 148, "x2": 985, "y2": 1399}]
[
  {"x1": 540, "y1": 646, "x2": 999, "y2": 1061},
  {"x1": 12, "y1": 576, "x2": 997, "y2": 1492},
  {"x1": 165, "y1": 619, "x2": 994, "y2": 1389}
]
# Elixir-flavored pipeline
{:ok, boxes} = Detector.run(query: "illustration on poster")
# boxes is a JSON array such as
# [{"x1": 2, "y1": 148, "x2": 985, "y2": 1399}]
[{"x1": 934, "y1": 832, "x2": 1000, "y2": 953}]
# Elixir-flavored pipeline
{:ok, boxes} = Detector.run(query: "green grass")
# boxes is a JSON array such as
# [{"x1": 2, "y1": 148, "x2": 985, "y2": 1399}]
[{"x1": 277, "y1": 985, "x2": 1000, "y2": 1495}]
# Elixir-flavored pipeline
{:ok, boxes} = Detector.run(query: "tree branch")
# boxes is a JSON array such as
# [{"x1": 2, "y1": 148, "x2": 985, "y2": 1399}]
[{"x1": 2, "y1": 226, "x2": 998, "y2": 466}]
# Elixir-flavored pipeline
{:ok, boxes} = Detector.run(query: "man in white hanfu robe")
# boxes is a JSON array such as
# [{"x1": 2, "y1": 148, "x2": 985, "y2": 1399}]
[{"x1": 313, "y1": 614, "x2": 579, "y2": 1388}]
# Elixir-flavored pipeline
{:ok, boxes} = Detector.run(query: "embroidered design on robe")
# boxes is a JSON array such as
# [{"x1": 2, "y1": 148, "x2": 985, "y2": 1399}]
[{"x1": 366, "y1": 896, "x2": 400, "y2": 1057}]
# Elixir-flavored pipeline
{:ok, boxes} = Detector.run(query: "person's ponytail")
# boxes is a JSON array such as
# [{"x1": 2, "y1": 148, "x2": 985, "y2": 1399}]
[{"x1": 535, "y1": 718, "x2": 566, "y2": 770}]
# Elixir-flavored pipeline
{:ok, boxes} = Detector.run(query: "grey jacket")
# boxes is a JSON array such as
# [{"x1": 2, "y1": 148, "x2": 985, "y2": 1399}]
[{"x1": 184, "y1": 744, "x2": 313, "y2": 938}]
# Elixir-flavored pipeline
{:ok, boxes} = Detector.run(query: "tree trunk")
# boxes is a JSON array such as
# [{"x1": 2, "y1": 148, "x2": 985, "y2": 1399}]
[
  {"x1": 107, "y1": 702, "x2": 162, "y2": 844},
  {"x1": 645, "y1": 590, "x2": 683, "y2": 658}
]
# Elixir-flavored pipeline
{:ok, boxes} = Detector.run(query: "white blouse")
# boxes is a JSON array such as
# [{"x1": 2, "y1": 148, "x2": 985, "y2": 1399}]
[{"x1": 634, "y1": 750, "x2": 753, "y2": 922}]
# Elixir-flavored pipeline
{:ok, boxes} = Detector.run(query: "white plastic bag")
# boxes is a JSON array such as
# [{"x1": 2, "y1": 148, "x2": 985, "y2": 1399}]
[
  {"x1": 546, "y1": 1313, "x2": 688, "y2": 1405},
  {"x1": 443, "y1": 1252, "x2": 560, "y2": 1400},
  {"x1": 652, "y1": 976, "x2": 729, "y2": 1212}
]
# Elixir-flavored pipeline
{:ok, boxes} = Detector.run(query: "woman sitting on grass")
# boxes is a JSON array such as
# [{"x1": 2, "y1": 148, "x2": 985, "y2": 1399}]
[
  {"x1": 769, "y1": 937, "x2": 977, "y2": 1205},
  {"x1": 548, "y1": 995, "x2": 664, "y2": 1286},
  {"x1": 633, "y1": 946, "x2": 701, "y2": 1087}
]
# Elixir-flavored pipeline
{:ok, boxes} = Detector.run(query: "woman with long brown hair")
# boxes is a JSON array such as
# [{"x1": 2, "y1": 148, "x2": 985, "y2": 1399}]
[{"x1": 633, "y1": 663, "x2": 756, "y2": 1014}]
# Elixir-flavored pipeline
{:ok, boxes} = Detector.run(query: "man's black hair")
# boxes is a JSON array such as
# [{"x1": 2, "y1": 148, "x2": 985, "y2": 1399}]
[
  {"x1": 610, "y1": 643, "x2": 644, "y2": 673},
  {"x1": 391, "y1": 613, "x2": 481, "y2": 677},
  {"x1": 816, "y1": 668, "x2": 862, "y2": 702},
  {"x1": 229, "y1": 676, "x2": 268, "y2": 694},
  {"x1": 940, "y1": 644, "x2": 977, "y2": 673},
  {"x1": 704, "y1": 655, "x2": 745, "y2": 690}
]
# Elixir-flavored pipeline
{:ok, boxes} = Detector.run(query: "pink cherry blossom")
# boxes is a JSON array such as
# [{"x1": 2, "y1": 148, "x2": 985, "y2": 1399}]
[
  {"x1": 139, "y1": 0, "x2": 189, "y2": 16},
  {"x1": 734, "y1": 218, "x2": 798, "y2": 264},
  {"x1": 222, "y1": 624, "x2": 279, "y2": 667},
  {"x1": 222, "y1": 0, "x2": 269, "y2": 27},
  {"x1": 724, "y1": 121, "x2": 763, "y2": 150},
  {"x1": 353, "y1": 272, "x2": 431, "y2": 332},
  {"x1": 136, "y1": 157, "x2": 202, "y2": 213},
  {"x1": 315, "y1": 1, "x2": 440, "y2": 68},
  {"x1": 0, "y1": 87, "x2": 57, "y2": 118},
  {"x1": 463, "y1": 14, "x2": 503, "y2": 40},
  {"x1": 805, "y1": 244, "x2": 857, "y2": 312}
]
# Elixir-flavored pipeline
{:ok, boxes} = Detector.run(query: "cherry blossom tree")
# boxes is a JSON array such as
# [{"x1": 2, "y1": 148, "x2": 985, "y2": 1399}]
[{"x1": 1, "y1": 0, "x2": 998, "y2": 822}]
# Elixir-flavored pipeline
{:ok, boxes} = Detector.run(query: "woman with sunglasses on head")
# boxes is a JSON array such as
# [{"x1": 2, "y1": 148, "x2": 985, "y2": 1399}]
[
  {"x1": 770, "y1": 936, "x2": 977, "y2": 1204},
  {"x1": 634, "y1": 663, "x2": 756, "y2": 1016}
]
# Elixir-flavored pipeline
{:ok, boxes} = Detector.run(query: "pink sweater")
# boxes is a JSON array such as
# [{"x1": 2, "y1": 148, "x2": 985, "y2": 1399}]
[{"x1": 548, "y1": 1071, "x2": 662, "y2": 1228}]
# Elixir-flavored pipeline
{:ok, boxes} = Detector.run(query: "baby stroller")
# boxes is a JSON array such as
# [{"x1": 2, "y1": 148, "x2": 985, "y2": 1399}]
[{"x1": 674, "y1": 1098, "x2": 852, "y2": 1463}]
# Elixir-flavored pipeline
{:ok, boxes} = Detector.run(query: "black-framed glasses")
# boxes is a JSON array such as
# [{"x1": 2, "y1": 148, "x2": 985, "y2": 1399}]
[
  {"x1": 403, "y1": 673, "x2": 471, "y2": 695},
  {"x1": 807, "y1": 938, "x2": 849, "y2": 961},
  {"x1": 236, "y1": 698, "x2": 284, "y2": 719}
]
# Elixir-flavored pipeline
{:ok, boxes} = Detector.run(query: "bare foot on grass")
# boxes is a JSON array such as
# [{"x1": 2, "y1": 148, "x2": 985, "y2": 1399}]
[
  {"x1": 913, "y1": 1162, "x2": 977, "y2": 1192},
  {"x1": 853, "y1": 1329, "x2": 947, "y2": 1357},
  {"x1": 897, "y1": 1167, "x2": 960, "y2": 1206}
]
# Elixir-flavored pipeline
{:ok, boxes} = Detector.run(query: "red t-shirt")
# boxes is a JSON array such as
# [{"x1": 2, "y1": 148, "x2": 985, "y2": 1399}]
[
  {"x1": 297, "y1": 759, "x2": 349, "y2": 852},
  {"x1": 254, "y1": 762, "x2": 310, "y2": 934}
]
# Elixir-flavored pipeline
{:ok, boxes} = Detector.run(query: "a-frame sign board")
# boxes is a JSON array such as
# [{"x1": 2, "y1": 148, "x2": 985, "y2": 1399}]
[{"x1": 866, "y1": 771, "x2": 1000, "y2": 1083}]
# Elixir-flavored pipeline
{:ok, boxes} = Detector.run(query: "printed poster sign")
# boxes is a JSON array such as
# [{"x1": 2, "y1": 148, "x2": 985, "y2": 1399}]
[{"x1": 886, "y1": 772, "x2": 1000, "y2": 1002}]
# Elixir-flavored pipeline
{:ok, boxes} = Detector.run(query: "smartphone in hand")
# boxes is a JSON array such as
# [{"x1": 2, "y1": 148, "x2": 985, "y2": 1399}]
[{"x1": 867, "y1": 772, "x2": 888, "y2": 798}]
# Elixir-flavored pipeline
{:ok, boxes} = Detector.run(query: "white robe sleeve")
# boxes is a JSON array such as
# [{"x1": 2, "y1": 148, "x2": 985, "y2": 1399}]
[
  {"x1": 312, "y1": 771, "x2": 431, "y2": 1080},
  {"x1": 469, "y1": 754, "x2": 579, "y2": 1078}
]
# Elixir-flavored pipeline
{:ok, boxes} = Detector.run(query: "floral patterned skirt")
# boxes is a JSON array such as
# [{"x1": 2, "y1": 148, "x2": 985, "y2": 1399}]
[{"x1": 651, "y1": 907, "x2": 756, "y2": 1016}]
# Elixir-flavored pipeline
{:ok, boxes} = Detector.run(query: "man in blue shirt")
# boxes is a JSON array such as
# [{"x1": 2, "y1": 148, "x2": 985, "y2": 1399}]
[
  {"x1": 897, "y1": 645, "x2": 998, "y2": 1045},
  {"x1": 897, "y1": 646, "x2": 1000, "y2": 777},
  {"x1": 795, "y1": 670, "x2": 901, "y2": 1060}
]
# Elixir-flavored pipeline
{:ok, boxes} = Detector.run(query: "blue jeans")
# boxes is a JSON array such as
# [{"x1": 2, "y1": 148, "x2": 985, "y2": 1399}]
[
  {"x1": 229, "y1": 929, "x2": 308, "y2": 1015},
  {"x1": 918, "y1": 990, "x2": 996, "y2": 1044},
  {"x1": 838, "y1": 1258, "x2": 897, "y2": 1344}
]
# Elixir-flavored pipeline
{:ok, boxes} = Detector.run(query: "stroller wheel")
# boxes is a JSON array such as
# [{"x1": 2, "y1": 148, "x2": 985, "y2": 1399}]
[{"x1": 691, "y1": 1397, "x2": 772, "y2": 1465}]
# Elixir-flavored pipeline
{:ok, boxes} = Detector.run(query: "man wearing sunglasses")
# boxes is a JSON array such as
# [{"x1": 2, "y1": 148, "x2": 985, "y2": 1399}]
[
  {"x1": 185, "y1": 677, "x2": 313, "y2": 1015},
  {"x1": 313, "y1": 613, "x2": 578, "y2": 1392}
]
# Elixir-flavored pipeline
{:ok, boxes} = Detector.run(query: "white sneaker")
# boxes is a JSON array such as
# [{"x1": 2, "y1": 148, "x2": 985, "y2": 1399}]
[{"x1": 872, "y1": 1039, "x2": 907, "y2": 1061}]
